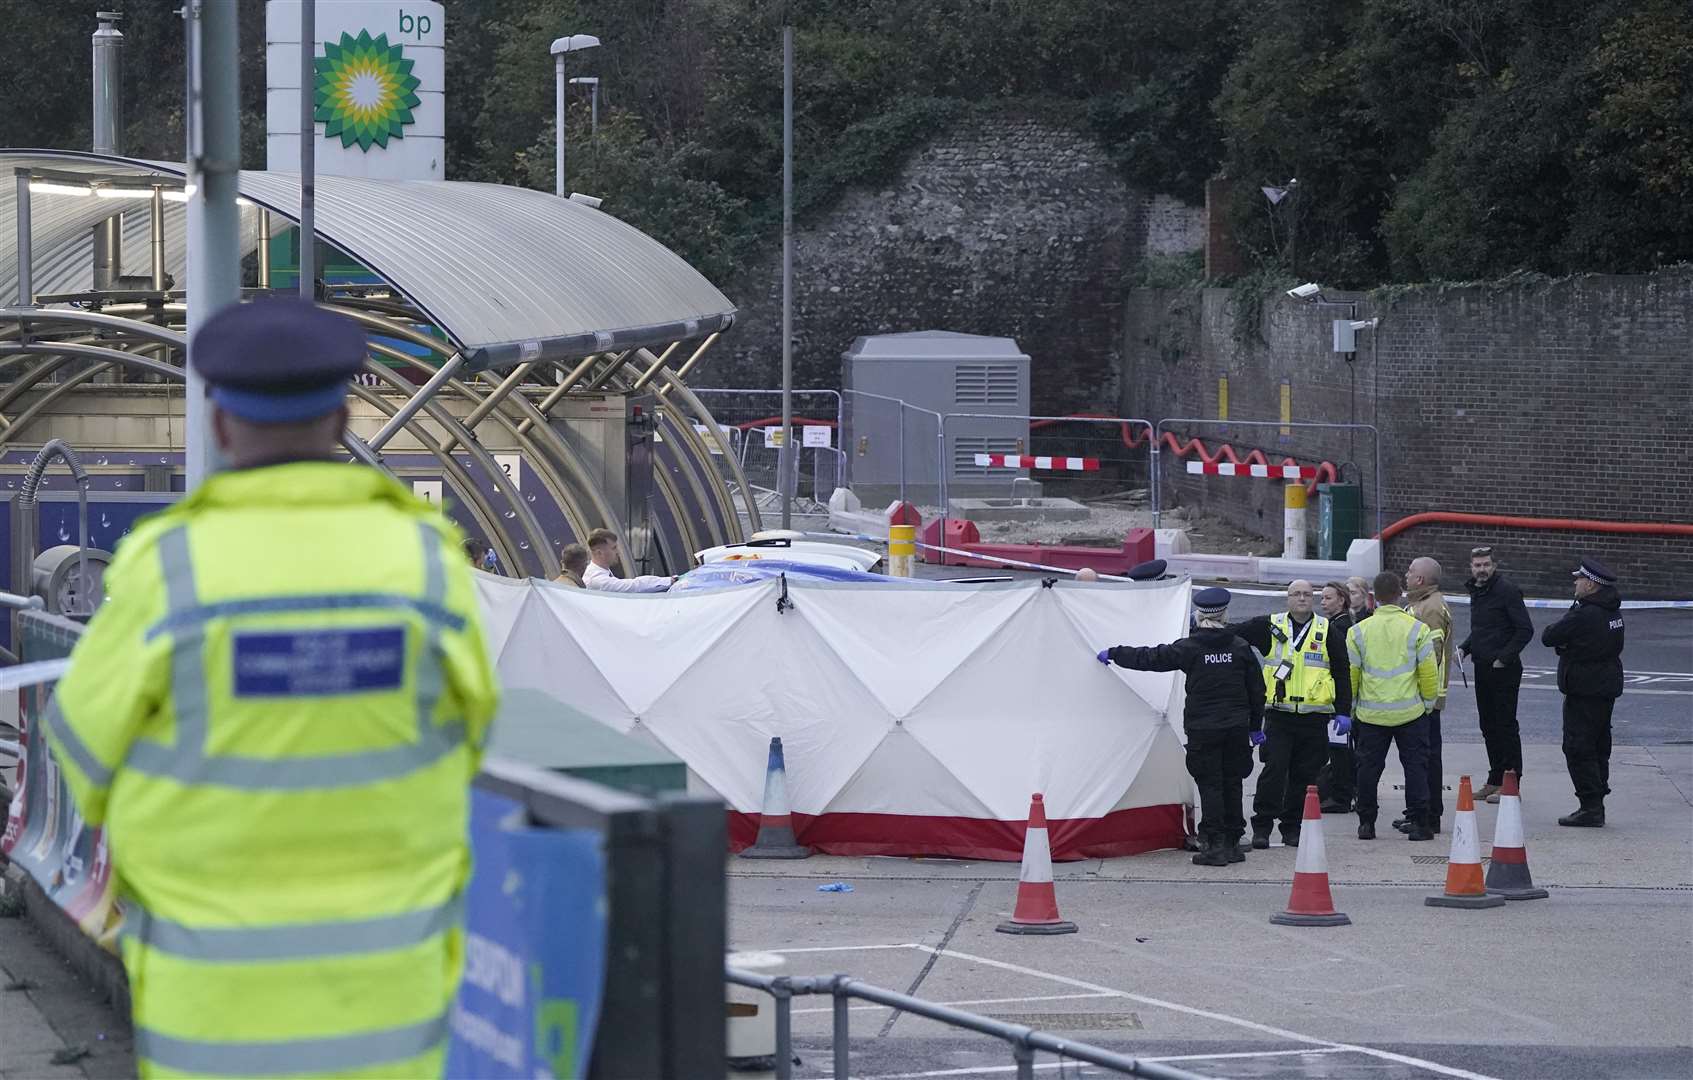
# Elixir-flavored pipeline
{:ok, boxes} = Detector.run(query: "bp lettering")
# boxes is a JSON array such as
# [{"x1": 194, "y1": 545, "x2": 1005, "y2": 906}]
[
  {"x1": 398, "y1": 9, "x2": 433, "y2": 40},
  {"x1": 232, "y1": 626, "x2": 406, "y2": 697}
]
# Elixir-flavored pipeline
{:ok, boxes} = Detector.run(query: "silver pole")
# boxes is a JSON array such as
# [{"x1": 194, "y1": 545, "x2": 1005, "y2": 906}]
[
  {"x1": 779, "y1": 24, "x2": 794, "y2": 529},
  {"x1": 367, "y1": 353, "x2": 467, "y2": 452},
  {"x1": 184, "y1": 0, "x2": 240, "y2": 489},
  {"x1": 14, "y1": 171, "x2": 31, "y2": 306},
  {"x1": 149, "y1": 185, "x2": 165, "y2": 289},
  {"x1": 298, "y1": 0, "x2": 315, "y2": 300},
  {"x1": 257, "y1": 207, "x2": 271, "y2": 287},
  {"x1": 92, "y1": 11, "x2": 124, "y2": 291},
  {"x1": 554, "y1": 54, "x2": 566, "y2": 196}
]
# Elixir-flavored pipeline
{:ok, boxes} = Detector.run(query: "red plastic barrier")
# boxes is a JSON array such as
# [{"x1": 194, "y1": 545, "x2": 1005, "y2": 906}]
[
  {"x1": 920, "y1": 519, "x2": 1156, "y2": 573},
  {"x1": 1028, "y1": 415, "x2": 1339, "y2": 493}
]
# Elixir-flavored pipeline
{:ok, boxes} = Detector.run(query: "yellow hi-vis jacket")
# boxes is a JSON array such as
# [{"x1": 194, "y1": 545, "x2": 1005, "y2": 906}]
[
  {"x1": 44, "y1": 461, "x2": 499, "y2": 1079},
  {"x1": 1260, "y1": 612, "x2": 1336, "y2": 714},
  {"x1": 1346, "y1": 604, "x2": 1441, "y2": 727}
]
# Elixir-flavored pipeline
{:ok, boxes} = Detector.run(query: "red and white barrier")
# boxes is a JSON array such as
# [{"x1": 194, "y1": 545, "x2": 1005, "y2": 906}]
[
  {"x1": 1186, "y1": 461, "x2": 1320, "y2": 479},
  {"x1": 974, "y1": 454, "x2": 1100, "y2": 472}
]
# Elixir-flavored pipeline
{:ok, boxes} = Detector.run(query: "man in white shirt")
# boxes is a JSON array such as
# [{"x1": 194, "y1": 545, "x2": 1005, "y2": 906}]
[{"x1": 583, "y1": 527, "x2": 675, "y2": 593}]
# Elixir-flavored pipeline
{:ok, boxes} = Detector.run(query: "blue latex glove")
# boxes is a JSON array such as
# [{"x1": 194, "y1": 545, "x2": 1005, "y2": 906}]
[
  {"x1": 1249, "y1": 730, "x2": 1266, "y2": 747},
  {"x1": 1333, "y1": 714, "x2": 1352, "y2": 736},
  {"x1": 1097, "y1": 649, "x2": 1113, "y2": 666}
]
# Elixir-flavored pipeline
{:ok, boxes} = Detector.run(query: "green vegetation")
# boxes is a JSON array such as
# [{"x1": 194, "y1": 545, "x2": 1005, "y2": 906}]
[{"x1": 1, "y1": 1, "x2": 1686, "y2": 286}]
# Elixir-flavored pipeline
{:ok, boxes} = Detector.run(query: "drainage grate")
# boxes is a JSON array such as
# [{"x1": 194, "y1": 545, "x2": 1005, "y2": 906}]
[
  {"x1": 1411, "y1": 855, "x2": 1492, "y2": 865},
  {"x1": 984, "y1": 1012, "x2": 1143, "y2": 1031}
]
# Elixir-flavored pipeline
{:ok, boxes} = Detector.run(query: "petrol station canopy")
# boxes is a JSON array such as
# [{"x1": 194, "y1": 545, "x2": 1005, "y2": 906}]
[{"x1": 0, "y1": 150, "x2": 737, "y2": 368}]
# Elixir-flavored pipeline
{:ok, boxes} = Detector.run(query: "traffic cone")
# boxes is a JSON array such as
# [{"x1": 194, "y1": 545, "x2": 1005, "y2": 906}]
[
  {"x1": 995, "y1": 794, "x2": 1078, "y2": 935},
  {"x1": 738, "y1": 737, "x2": 811, "y2": 860},
  {"x1": 1485, "y1": 770, "x2": 1549, "y2": 901},
  {"x1": 1270, "y1": 786, "x2": 1350, "y2": 927},
  {"x1": 1425, "y1": 776, "x2": 1505, "y2": 909}
]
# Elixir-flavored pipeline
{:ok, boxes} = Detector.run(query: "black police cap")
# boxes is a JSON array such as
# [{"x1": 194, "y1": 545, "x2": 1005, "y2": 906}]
[{"x1": 191, "y1": 300, "x2": 367, "y2": 422}]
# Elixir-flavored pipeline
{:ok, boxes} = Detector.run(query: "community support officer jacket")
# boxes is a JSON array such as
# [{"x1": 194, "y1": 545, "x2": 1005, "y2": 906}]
[
  {"x1": 1541, "y1": 586, "x2": 1625, "y2": 699},
  {"x1": 1227, "y1": 613, "x2": 1352, "y2": 717},
  {"x1": 44, "y1": 461, "x2": 500, "y2": 1079},
  {"x1": 1107, "y1": 628, "x2": 1266, "y2": 734},
  {"x1": 1461, "y1": 573, "x2": 1533, "y2": 664}
]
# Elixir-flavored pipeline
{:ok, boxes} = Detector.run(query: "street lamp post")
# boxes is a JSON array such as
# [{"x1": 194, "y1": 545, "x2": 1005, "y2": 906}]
[{"x1": 550, "y1": 34, "x2": 600, "y2": 197}]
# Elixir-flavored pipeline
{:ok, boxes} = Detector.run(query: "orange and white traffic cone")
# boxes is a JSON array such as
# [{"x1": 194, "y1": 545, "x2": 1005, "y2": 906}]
[
  {"x1": 996, "y1": 794, "x2": 1077, "y2": 936},
  {"x1": 1426, "y1": 775, "x2": 1505, "y2": 909},
  {"x1": 1485, "y1": 770, "x2": 1549, "y2": 901},
  {"x1": 739, "y1": 737, "x2": 812, "y2": 860},
  {"x1": 1270, "y1": 786, "x2": 1351, "y2": 927}
]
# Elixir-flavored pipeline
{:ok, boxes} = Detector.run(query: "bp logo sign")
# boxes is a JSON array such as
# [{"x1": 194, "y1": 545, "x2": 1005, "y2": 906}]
[{"x1": 314, "y1": 30, "x2": 422, "y2": 151}]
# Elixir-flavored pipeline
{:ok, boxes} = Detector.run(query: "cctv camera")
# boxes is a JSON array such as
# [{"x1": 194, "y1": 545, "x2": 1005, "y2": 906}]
[
  {"x1": 567, "y1": 192, "x2": 603, "y2": 209},
  {"x1": 1286, "y1": 283, "x2": 1322, "y2": 300}
]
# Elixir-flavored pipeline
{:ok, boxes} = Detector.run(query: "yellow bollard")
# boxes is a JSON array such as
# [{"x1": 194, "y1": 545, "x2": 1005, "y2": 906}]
[
  {"x1": 888, "y1": 524, "x2": 916, "y2": 578},
  {"x1": 1283, "y1": 482, "x2": 1308, "y2": 559}
]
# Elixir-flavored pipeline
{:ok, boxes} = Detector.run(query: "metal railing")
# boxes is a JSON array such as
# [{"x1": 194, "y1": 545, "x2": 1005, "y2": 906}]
[
  {"x1": 726, "y1": 968, "x2": 1211, "y2": 1080},
  {"x1": 940, "y1": 411, "x2": 1155, "y2": 517},
  {"x1": 842, "y1": 389, "x2": 945, "y2": 508},
  {"x1": 692, "y1": 388, "x2": 846, "y2": 506}
]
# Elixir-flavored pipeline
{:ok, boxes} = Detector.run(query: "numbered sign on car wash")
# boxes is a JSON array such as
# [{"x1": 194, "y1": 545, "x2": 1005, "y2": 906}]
[{"x1": 266, "y1": 1, "x2": 446, "y2": 180}]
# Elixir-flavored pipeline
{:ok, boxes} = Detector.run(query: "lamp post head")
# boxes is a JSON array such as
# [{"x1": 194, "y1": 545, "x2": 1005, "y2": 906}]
[{"x1": 550, "y1": 34, "x2": 601, "y2": 55}]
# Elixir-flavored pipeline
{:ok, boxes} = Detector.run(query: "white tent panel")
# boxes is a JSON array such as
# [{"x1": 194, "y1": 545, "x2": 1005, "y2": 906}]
[
  {"x1": 901, "y1": 588, "x2": 1167, "y2": 820},
  {"x1": 822, "y1": 727, "x2": 1000, "y2": 820},
  {"x1": 470, "y1": 572, "x2": 533, "y2": 665},
  {"x1": 789, "y1": 583, "x2": 1036, "y2": 718}
]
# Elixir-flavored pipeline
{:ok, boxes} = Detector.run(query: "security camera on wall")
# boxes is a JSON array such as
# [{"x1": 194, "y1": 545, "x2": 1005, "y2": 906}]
[{"x1": 1286, "y1": 283, "x2": 1322, "y2": 300}]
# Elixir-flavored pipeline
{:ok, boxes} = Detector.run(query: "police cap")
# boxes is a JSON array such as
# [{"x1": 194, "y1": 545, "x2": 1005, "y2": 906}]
[
  {"x1": 1573, "y1": 557, "x2": 1617, "y2": 587},
  {"x1": 192, "y1": 299, "x2": 366, "y2": 423},
  {"x1": 1126, "y1": 558, "x2": 1167, "y2": 581},
  {"x1": 1193, "y1": 586, "x2": 1231, "y2": 615}
]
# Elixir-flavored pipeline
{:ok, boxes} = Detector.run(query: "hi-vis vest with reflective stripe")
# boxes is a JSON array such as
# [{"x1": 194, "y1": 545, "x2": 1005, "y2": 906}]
[
  {"x1": 1345, "y1": 605, "x2": 1439, "y2": 727},
  {"x1": 1260, "y1": 612, "x2": 1335, "y2": 714},
  {"x1": 44, "y1": 462, "x2": 499, "y2": 1080}
]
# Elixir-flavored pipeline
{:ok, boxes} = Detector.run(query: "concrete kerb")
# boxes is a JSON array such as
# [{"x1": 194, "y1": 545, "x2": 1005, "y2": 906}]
[{"x1": 1, "y1": 860, "x2": 130, "y2": 1018}]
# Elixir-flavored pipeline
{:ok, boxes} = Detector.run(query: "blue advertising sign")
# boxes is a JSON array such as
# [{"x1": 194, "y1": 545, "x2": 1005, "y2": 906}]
[{"x1": 447, "y1": 788, "x2": 608, "y2": 1078}]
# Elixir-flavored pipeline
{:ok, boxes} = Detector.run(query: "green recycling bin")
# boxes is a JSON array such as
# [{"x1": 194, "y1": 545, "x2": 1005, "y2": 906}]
[{"x1": 1317, "y1": 482, "x2": 1362, "y2": 561}]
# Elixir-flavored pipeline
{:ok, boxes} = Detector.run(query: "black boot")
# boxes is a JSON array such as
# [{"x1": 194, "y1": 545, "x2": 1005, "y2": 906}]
[
  {"x1": 1226, "y1": 834, "x2": 1246, "y2": 863},
  {"x1": 1559, "y1": 806, "x2": 1605, "y2": 828},
  {"x1": 1406, "y1": 818, "x2": 1434, "y2": 841},
  {"x1": 1192, "y1": 836, "x2": 1229, "y2": 866},
  {"x1": 1280, "y1": 826, "x2": 1302, "y2": 848},
  {"x1": 1357, "y1": 817, "x2": 1376, "y2": 840},
  {"x1": 1250, "y1": 827, "x2": 1271, "y2": 850}
]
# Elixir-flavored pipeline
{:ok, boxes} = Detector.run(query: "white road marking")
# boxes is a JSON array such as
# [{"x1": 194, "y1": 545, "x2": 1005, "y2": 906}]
[
  {"x1": 744, "y1": 943, "x2": 920, "y2": 954},
  {"x1": 855, "y1": 1049, "x2": 1353, "y2": 1079},
  {"x1": 792, "y1": 991, "x2": 1117, "y2": 1017},
  {"x1": 908, "y1": 944, "x2": 1507, "y2": 1080}
]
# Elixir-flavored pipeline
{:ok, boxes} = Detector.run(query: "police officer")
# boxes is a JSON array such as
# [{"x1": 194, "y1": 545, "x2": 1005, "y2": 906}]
[
  {"x1": 1542, "y1": 557, "x2": 1625, "y2": 827},
  {"x1": 1348, "y1": 572, "x2": 1442, "y2": 841},
  {"x1": 1100, "y1": 588, "x2": 1265, "y2": 866},
  {"x1": 1229, "y1": 579, "x2": 1351, "y2": 849},
  {"x1": 44, "y1": 299, "x2": 499, "y2": 1078}
]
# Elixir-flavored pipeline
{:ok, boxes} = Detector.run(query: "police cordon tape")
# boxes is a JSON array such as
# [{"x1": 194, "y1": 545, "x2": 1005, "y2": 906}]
[{"x1": 1219, "y1": 586, "x2": 1693, "y2": 610}]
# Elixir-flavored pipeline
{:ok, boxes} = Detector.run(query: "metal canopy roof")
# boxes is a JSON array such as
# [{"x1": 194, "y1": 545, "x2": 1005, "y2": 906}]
[{"x1": 0, "y1": 150, "x2": 736, "y2": 369}]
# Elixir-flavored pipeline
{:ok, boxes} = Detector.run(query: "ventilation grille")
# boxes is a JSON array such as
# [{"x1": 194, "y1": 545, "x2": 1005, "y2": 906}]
[
  {"x1": 953, "y1": 436, "x2": 1023, "y2": 477},
  {"x1": 954, "y1": 363, "x2": 1020, "y2": 406}
]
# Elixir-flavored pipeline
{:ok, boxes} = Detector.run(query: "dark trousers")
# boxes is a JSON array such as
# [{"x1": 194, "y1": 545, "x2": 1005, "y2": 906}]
[
  {"x1": 1317, "y1": 736, "x2": 1356, "y2": 806},
  {"x1": 1563, "y1": 695, "x2": 1615, "y2": 810},
  {"x1": 1251, "y1": 710, "x2": 1330, "y2": 836},
  {"x1": 1354, "y1": 714, "x2": 1432, "y2": 825},
  {"x1": 1187, "y1": 726, "x2": 1251, "y2": 844},
  {"x1": 1401, "y1": 708, "x2": 1445, "y2": 820},
  {"x1": 1474, "y1": 660, "x2": 1524, "y2": 785}
]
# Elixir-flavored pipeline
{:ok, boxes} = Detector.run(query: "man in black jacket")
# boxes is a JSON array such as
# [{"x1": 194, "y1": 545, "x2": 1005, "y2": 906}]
[
  {"x1": 1458, "y1": 546, "x2": 1534, "y2": 801},
  {"x1": 1100, "y1": 587, "x2": 1265, "y2": 867},
  {"x1": 1228, "y1": 581, "x2": 1353, "y2": 848},
  {"x1": 1542, "y1": 557, "x2": 1626, "y2": 827}
]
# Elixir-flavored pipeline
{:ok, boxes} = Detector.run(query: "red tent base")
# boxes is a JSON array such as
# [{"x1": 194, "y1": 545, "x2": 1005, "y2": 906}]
[{"x1": 727, "y1": 803, "x2": 1186, "y2": 861}]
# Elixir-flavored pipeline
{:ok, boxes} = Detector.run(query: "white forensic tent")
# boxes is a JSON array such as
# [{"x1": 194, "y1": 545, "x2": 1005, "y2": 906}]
[{"x1": 476, "y1": 575, "x2": 1197, "y2": 860}]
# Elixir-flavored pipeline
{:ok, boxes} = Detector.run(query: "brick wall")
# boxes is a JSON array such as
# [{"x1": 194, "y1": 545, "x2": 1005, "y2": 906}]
[
  {"x1": 1121, "y1": 274, "x2": 1693, "y2": 598},
  {"x1": 709, "y1": 110, "x2": 1200, "y2": 416}
]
